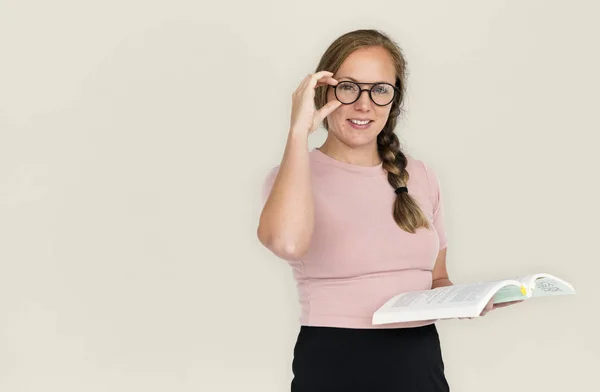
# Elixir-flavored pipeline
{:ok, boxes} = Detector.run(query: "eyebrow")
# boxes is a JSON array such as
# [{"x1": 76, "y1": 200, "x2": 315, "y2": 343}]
[{"x1": 337, "y1": 76, "x2": 394, "y2": 84}]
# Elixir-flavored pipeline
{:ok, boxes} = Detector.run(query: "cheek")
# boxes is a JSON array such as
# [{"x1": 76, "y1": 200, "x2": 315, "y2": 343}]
[
  {"x1": 329, "y1": 107, "x2": 350, "y2": 127},
  {"x1": 376, "y1": 107, "x2": 392, "y2": 121}
]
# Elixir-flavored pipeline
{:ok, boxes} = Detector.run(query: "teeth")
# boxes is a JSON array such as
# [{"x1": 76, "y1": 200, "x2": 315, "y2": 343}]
[{"x1": 350, "y1": 119, "x2": 370, "y2": 125}]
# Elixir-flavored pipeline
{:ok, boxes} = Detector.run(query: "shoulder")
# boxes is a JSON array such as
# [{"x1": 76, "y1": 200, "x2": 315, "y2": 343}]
[
  {"x1": 405, "y1": 154, "x2": 430, "y2": 178},
  {"x1": 405, "y1": 154, "x2": 442, "y2": 194}
]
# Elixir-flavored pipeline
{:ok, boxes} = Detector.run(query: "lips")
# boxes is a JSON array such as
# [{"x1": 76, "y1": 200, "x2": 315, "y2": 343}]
[
  {"x1": 349, "y1": 119, "x2": 372, "y2": 124},
  {"x1": 347, "y1": 119, "x2": 373, "y2": 129}
]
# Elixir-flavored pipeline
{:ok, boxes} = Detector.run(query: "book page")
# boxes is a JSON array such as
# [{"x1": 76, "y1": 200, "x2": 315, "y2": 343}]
[
  {"x1": 493, "y1": 285, "x2": 526, "y2": 303},
  {"x1": 372, "y1": 281, "x2": 514, "y2": 324},
  {"x1": 373, "y1": 279, "x2": 528, "y2": 324},
  {"x1": 373, "y1": 273, "x2": 575, "y2": 325},
  {"x1": 532, "y1": 277, "x2": 576, "y2": 297},
  {"x1": 391, "y1": 282, "x2": 494, "y2": 309}
]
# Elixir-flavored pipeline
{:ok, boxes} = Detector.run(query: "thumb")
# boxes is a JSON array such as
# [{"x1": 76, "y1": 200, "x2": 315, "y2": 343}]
[{"x1": 315, "y1": 100, "x2": 342, "y2": 123}]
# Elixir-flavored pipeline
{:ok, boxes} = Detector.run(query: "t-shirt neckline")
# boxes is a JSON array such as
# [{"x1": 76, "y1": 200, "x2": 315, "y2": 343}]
[{"x1": 311, "y1": 148, "x2": 385, "y2": 176}]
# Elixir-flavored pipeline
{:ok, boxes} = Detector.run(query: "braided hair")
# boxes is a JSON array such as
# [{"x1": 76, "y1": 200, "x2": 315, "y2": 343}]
[{"x1": 314, "y1": 29, "x2": 431, "y2": 233}]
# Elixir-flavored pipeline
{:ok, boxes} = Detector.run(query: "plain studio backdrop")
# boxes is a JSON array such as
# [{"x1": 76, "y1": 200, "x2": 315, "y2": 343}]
[{"x1": 1, "y1": 0, "x2": 598, "y2": 391}]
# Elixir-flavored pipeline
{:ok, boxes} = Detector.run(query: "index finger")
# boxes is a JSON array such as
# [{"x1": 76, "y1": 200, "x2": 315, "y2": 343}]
[
  {"x1": 313, "y1": 70, "x2": 334, "y2": 77},
  {"x1": 494, "y1": 300, "x2": 524, "y2": 308},
  {"x1": 310, "y1": 71, "x2": 335, "y2": 85},
  {"x1": 316, "y1": 76, "x2": 338, "y2": 88}
]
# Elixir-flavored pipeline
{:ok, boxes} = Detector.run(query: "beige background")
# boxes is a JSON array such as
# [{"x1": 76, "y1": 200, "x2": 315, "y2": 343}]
[{"x1": 1, "y1": 0, "x2": 598, "y2": 390}]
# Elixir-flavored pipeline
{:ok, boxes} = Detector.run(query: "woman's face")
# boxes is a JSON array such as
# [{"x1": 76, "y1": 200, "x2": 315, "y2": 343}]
[{"x1": 326, "y1": 46, "x2": 397, "y2": 149}]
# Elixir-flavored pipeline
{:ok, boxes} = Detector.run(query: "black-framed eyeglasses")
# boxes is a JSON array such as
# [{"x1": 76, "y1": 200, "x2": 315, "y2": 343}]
[{"x1": 330, "y1": 81, "x2": 399, "y2": 106}]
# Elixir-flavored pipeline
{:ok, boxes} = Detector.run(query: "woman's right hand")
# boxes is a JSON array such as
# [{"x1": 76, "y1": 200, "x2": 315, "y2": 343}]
[{"x1": 290, "y1": 71, "x2": 342, "y2": 135}]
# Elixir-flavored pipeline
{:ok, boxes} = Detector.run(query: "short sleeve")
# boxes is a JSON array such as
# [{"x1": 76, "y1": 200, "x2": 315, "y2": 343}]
[
  {"x1": 260, "y1": 165, "x2": 280, "y2": 207},
  {"x1": 423, "y1": 163, "x2": 448, "y2": 250}
]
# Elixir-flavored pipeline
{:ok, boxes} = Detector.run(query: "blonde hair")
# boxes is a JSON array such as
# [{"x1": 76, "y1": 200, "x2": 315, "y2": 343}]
[{"x1": 314, "y1": 29, "x2": 430, "y2": 233}]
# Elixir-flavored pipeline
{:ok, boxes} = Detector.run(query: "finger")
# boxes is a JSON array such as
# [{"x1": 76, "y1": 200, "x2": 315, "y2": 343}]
[
  {"x1": 315, "y1": 99, "x2": 342, "y2": 120},
  {"x1": 295, "y1": 72, "x2": 326, "y2": 94},
  {"x1": 315, "y1": 76, "x2": 338, "y2": 88},
  {"x1": 481, "y1": 301, "x2": 494, "y2": 315},
  {"x1": 298, "y1": 73, "x2": 315, "y2": 87},
  {"x1": 312, "y1": 100, "x2": 342, "y2": 131},
  {"x1": 295, "y1": 74, "x2": 334, "y2": 98},
  {"x1": 293, "y1": 78, "x2": 309, "y2": 96},
  {"x1": 309, "y1": 71, "x2": 335, "y2": 88},
  {"x1": 494, "y1": 300, "x2": 524, "y2": 308},
  {"x1": 312, "y1": 70, "x2": 334, "y2": 79}
]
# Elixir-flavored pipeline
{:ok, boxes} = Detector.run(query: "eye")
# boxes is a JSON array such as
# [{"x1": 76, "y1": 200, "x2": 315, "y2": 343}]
[
  {"x1": 339, "y1": 82, "x2": 357, "y2": 91},
  {"x1": 373, "y1": 84, "x2": 391, "y2": 94}
]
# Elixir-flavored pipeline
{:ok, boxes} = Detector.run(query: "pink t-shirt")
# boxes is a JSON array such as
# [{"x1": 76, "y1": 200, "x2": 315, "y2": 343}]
[{"x1": 261, "y1": 148, "x2": 448, "y2": 329}]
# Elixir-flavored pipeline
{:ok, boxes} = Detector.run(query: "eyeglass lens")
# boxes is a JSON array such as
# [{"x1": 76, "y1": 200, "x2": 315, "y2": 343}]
[{"x1": 335, "y1": 82, "x2": 395, "y2": 105}]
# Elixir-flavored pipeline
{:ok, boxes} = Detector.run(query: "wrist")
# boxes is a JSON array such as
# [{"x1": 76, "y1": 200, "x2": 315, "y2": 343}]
[
  {"x1": 287, "y1": 128, "x2": 310, "y2": 149},
  {"x1": 432, "y1": 278, "x2": 453, "y2": 289},
  {"x1": 289, "y1": 126, "x2": 310, "y2": 139}
]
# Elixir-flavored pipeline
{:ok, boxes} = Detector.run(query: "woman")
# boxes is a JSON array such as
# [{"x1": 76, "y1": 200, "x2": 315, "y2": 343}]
[{"x1": 257, "y1": 29, "x2": 514, "y2": 392}]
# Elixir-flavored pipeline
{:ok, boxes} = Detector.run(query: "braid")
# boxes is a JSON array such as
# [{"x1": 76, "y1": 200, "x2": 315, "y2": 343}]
[
  {"x1": 309, "y1": 28, "x2": 428, "y2": 233},
  {"x1": 377, "y1": 128, "x2": 431, "y2": 233}
]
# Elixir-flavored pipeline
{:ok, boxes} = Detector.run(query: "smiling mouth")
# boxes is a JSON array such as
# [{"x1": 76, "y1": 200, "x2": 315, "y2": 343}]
[{"x1": 348, "y1": 119, "x2": 372, "y2": 125}]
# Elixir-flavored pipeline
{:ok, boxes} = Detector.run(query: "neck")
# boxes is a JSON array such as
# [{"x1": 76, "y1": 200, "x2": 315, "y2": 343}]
[{"x1": 318, "y1": 138, "x2": 381, "y2": 167}]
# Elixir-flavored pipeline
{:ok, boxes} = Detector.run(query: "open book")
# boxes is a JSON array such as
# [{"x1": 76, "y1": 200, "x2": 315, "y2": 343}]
[{"x1": 372, "y1": 273, "x2": 576, "y2": 325}]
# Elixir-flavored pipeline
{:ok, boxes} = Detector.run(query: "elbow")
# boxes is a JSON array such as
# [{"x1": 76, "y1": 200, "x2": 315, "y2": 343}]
[
  {"x1": 275, "y1": 242, "x2": 308, "y2": 261},
  {"x1": 256, "y1": 224, "x2": 309, "y2": 260}
]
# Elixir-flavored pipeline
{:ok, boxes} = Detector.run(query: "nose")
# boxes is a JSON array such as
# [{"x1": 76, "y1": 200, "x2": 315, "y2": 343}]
[{"x1": 354, "y1": 89, "x2": 372, "y2": 111}]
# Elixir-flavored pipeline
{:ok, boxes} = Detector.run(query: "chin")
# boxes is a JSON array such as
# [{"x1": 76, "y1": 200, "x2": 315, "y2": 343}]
[
  {"x1": 336, "y1": 123, "x2": 381, "y2": 147},
  {"x1": 339, "y1": 133, "x2": 379, "y2": 149}
]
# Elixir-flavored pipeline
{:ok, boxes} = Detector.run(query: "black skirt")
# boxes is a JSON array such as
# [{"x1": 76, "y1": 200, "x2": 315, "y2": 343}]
[{"x1": 291, "y1": 323, "x2": 450, "y2": 392}]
